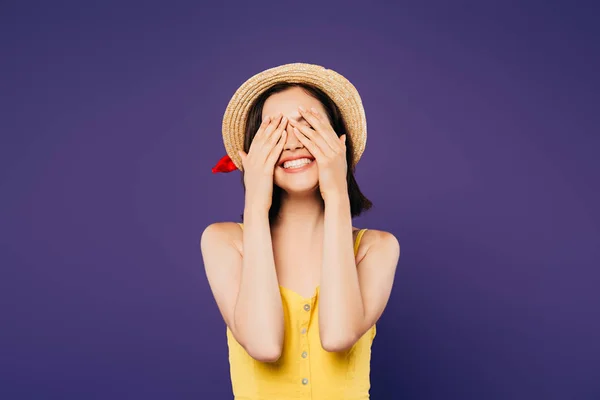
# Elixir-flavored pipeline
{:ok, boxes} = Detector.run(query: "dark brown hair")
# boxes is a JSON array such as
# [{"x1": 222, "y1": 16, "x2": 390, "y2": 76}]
[{"x1": 239, "y1": 82, "x2": 372, "y2": 224}]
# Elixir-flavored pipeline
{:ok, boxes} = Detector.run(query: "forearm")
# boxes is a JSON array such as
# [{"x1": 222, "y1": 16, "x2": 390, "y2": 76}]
[
  {"x1": 234, "y1": 207, "x2": 284, "y2": 361},
  {"x1": 319, "y1": 195, "x2": 366, "y2": 351}
]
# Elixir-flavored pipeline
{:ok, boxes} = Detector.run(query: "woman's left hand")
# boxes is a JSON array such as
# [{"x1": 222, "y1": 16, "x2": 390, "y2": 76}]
[{"x1": 289, "y1": 105, "x2": 348, "y2": 202}]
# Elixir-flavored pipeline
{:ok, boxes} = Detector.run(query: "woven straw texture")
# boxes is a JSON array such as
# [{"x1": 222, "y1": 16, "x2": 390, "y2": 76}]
[{"x1": 221, "y1": 63, "x2": 367, "y2": 171}]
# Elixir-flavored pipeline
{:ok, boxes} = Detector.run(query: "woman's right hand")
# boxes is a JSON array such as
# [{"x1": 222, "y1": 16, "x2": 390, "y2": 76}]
[{"x1": 238, "y1": 113, "x2": 288, "y2": 213}]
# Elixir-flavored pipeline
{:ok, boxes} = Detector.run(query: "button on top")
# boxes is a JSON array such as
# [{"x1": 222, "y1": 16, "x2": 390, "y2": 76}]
[
  {"x1": 301, "y1": 328, "x2": 307, "y2": 334},
  {"x1": 301, "y1": 351, "x2": 308, "y2": 358},
  {"x1": 303, "y1": 304, "x2": 311, "y2": 311},
  {"x1": 302, "y1": 378, "x2": 309, "y2": 385}
]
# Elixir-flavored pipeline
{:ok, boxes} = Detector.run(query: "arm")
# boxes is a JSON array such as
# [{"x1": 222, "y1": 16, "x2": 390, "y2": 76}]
[
  {"x1": 288, "y1": 106, "x2": 400, "y2": 352},
  {"x1": 201, "y1": 114, "x2": 288, "y2": 362},
  {"x1": 200, "y1": 215, "x2": 284, "y2": 362},
  {"x1": 318, "y1": 196, "x2": 400, "y2": 352}
]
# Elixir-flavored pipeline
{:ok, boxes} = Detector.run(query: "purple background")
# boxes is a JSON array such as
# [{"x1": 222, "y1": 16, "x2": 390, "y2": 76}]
[{"x1": 1, "y1": 1, "x2": 599, "y2": 399}]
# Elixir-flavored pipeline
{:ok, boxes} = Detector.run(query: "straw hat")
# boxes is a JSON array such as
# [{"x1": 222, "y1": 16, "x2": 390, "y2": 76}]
[{"x1": 213, "y1": 62, "x2": 367, "y2": 173}]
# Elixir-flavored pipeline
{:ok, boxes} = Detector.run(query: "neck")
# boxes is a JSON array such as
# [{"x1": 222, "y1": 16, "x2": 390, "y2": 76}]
[{"x1": 272, "y1": 189, "x2": 325, "y2": 234}]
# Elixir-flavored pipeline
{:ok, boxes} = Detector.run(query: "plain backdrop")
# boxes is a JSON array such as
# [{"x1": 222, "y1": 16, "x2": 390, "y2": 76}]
[{"x1": 1, "y1": 1, "x2": 599, "y2": 399}]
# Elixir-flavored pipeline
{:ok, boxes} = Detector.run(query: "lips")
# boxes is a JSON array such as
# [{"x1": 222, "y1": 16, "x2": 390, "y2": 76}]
[
  {"x1": 280, "y1": 158, "x2": 315, "y2": 173},
  {"x1": 278, "y1": 155, "x2": 314, "y2": 167}
]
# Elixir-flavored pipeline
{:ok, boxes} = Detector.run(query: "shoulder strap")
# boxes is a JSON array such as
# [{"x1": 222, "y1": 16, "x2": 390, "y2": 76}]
[{"x1": 354, "y1": 228, "x2": 368, "y2": 257}]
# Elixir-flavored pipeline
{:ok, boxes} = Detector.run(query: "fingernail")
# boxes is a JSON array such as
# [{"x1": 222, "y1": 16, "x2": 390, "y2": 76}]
[
  {"x1": 310, "y1": 107, "x2": 318, "y2": 114},
  {"x1": 298, "y1": 105, "x2": 306, "y2": 112},
  {"x1": 263, "y1": 115, "x2": 270, "y2": 121}
]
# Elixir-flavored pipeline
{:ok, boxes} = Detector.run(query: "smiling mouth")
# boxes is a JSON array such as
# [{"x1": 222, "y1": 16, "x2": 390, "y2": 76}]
[{"x1": 280, "y1": 157, "x2": 315, "y2": 169}]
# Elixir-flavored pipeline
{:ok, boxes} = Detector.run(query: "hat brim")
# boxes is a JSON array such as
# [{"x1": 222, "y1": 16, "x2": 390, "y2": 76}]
[{"x1": 221, "y1": 63, "x2": 367, "y2": 171}]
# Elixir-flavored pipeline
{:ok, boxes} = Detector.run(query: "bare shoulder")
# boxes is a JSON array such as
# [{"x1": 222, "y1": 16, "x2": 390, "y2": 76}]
[
  {"x1": 355, "y1": 228, "x2": 400, "y2": 263},
  {"x1": 200, "y1": 221, "x2": 243, "y2": 255},
  {"x1": 199, "y1": 222, "x2": 245, "y2": 336}
]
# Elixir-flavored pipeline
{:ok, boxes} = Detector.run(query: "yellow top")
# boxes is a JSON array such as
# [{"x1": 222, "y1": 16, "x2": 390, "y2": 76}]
[{"x1": 227, "y1": 224, "x2": 375, "y2": 399}]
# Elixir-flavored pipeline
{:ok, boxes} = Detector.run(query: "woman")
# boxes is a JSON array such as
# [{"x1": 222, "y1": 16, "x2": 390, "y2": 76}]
[{"x1": 201, "y1": 63, "x2": 400, "y2": 399}]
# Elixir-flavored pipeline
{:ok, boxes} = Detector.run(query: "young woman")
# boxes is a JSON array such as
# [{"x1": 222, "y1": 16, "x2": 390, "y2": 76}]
[{"x1": 201, "y1": 63, "x2": 400, "y2": 399}]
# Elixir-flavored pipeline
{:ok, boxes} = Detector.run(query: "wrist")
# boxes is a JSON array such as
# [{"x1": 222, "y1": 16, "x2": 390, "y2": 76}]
[
  {"x1": 244, "y1": 205, "x2": 270, "y2": 219},
  {"x1": 323, "y1": 192, "x2": 349, "y2": 207}
]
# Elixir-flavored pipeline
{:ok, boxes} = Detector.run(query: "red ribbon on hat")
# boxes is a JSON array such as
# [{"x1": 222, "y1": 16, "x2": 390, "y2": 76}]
[{"x1": 212, "y1": 154, "x2": 238, "y2": 173}]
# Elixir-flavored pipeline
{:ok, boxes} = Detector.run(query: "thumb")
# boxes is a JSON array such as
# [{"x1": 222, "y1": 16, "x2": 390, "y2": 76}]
[{"x1": 238, "y1": 150, "x2": 247, "y2": 164}]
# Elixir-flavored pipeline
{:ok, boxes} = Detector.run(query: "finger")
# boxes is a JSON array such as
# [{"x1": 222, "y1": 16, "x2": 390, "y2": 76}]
[
  {"x1": 266, "y1": 129, "x2": 287, "y2": 167},
  {"x1": 260, "y1": 118, "x2": 286, "y2": 160},
  {"x1": 310, "y1": 107, "x2": 343, "y2": 148},
  {"x1": 298, "y1": 106, "x2": 340, "y2": 151},
  {"x1": 249, "y1": 114, "x2": 282, "y2": 155},
  {"x1": 253, "y1": 115, "x2": 272, "y2": 142},
  {"x1": 293, "y1": 126, "x2": 326, "y2": 162},
  {"x1": 237, "y1": 150, "x2": 247, "y2": 167},
  {"x1": 259, "y1": 114, "x2": 285, "y2": 149},
  {"x1": 247, "y1": 115, "x2": 272, "y2": 154},
  {"x1": 263, "y1": 113, "x2": 284, "y2": 139},
  {"x1": 289, "y1": 119, "x2": 334, "y2": 157},
  {"x1": 254, "y1": 114, "x2": 281, "y2": 144}
]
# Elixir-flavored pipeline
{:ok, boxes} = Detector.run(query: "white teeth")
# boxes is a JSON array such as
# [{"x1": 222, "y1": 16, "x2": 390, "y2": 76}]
[{"x1": 283, "y1": 158, "x2": 312, "y2": 169}]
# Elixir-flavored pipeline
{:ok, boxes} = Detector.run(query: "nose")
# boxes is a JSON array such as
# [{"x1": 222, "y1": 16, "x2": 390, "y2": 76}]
[{"x1": 283, "y1": 123, "x2": 304, "y2": 151}]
